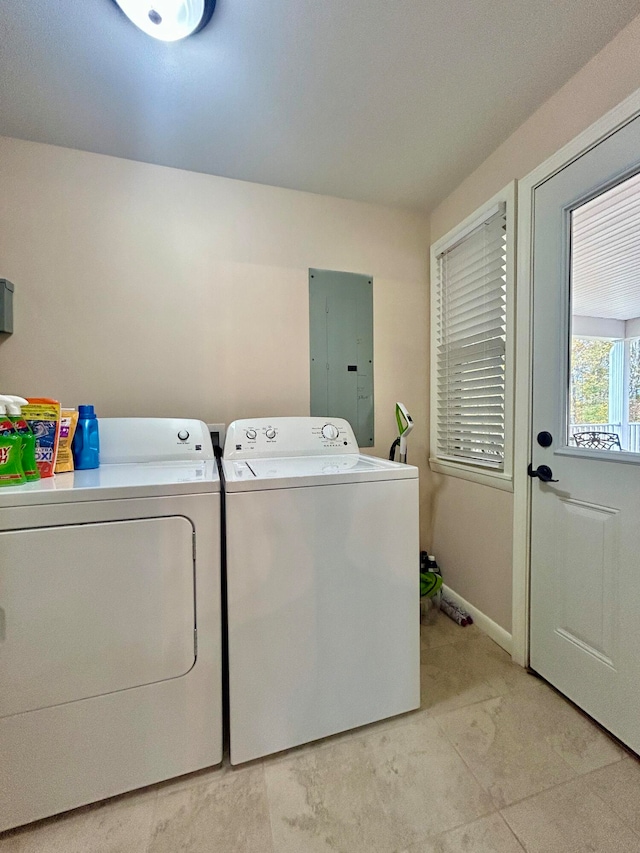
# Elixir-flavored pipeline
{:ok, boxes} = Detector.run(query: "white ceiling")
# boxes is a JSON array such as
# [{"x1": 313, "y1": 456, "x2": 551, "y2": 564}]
[
  {"x1": 573, "y1": 170, "x2": 640, "y2": 321},
  {"x1": 0, "y1": 1, "x2": 638, "y2": 212}
]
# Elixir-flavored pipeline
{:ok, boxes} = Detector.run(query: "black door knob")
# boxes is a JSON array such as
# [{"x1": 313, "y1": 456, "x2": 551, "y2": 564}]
[
  {"x1": 537, "y1": 431, "x2": 553, "y2": 448},
  {"x1": 527, "y1": 463, "x2": 559, "y2": 483}
]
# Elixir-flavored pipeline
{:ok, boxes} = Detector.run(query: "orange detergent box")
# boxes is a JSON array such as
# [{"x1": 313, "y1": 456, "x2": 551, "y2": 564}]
[{"x1": 23, "y1": 398, "x2": 61, "y2": 478}]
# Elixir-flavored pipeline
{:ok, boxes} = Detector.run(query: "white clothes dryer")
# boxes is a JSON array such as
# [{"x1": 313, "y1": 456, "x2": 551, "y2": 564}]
[
  {"x1": 223, "y1": 416, "x2": 420, "y2": 765},
  {"x1": 0, "y1": 419, "x2": 222, "y2": 831}
]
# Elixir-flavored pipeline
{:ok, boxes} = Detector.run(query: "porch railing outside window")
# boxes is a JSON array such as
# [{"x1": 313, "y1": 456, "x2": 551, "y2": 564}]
[{"x1": 569, "y1": 422, "x2": 640, "y2": 452}]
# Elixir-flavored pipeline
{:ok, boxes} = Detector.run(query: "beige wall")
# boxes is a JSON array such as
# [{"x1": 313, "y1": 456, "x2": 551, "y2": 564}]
[
  {"x1": 428, "y1": 11, "x2": 640, "y2": 633},
  {"x1": 0, "y1": 136, "x2": 431, "y2": 535}
]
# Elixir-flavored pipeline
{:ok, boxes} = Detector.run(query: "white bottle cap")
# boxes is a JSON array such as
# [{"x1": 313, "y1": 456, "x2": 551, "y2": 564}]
[{"x1": 3, "y1": 395, "x2": 28, "y2": 416}]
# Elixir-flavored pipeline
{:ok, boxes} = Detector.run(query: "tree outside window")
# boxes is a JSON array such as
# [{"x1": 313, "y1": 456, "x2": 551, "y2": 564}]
[{"x1": 570, "y1": 338, "x2": 614, "y2": 424}]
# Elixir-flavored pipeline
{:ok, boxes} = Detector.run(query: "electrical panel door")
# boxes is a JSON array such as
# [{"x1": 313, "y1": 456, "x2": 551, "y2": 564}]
[{"x1": 309, "y1": 269, "x2": 374, "y2": 447}]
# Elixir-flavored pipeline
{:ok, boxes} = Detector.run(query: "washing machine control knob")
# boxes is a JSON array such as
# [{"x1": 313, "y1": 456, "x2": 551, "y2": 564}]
[
  {"x1": 177, "y1": 430, "x2": 189, "y2": 441},
  {"x1": 246, "y1": 429, "x2": 257, "y2": 440},
  {"x1": 322, "y1": 423, "x2": 340, "y2": 441},
  {"x1": 265, "y1": 428, "x2": 277, "y2": 440}
]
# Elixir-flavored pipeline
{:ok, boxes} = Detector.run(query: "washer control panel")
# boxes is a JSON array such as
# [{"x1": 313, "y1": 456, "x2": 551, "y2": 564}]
[
  {"x1": 241, "y1": 424, "x2": 279, "y2": 446},
  {"x1": 224, "y1": 417, "x2": 358, "y2": 459}
]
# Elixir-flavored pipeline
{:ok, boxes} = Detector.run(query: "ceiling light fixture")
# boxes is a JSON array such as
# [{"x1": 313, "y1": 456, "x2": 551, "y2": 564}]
[{"x1": 113, "y1": 0, "x2": 216, "y2": 42}]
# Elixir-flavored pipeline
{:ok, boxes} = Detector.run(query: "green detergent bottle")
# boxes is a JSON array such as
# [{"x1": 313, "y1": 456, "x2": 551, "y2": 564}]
[
  {"x1": 5, "y1": 395, "x2": 40, "y2": 481},
  {"x1": 0, "y1": 395, "x2": 26, "y2": 486}
]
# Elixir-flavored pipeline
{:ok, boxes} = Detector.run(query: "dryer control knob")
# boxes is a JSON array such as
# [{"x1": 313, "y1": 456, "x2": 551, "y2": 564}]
[
  {"x1": 178, "y1": 430, "x2": 189, "y2": 441},
  {"x1": 265, "y1": 428, "x2": 277, "y2": 440},
  {"x1": 322, "y1": 423, "x2": 339, "y2": 441},
  {"x1": 246, "y1": 429, "x2": 257, "y2": 440}
]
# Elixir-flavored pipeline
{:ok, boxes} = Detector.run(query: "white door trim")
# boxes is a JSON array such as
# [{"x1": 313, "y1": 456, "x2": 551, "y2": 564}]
[{"x1": 512, "y1": 86, "x2": 640, "y2": 667}]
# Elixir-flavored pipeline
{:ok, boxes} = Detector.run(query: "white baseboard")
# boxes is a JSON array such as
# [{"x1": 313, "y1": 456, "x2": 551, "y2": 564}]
[{"x1": 442, "y1": 584, "x2": 513, "y2": 656}]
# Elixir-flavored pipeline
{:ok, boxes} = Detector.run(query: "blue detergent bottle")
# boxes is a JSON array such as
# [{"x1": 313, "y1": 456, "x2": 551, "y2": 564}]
[{"x1": 72, "y1": 404, "x2": 100, "y2": 470}]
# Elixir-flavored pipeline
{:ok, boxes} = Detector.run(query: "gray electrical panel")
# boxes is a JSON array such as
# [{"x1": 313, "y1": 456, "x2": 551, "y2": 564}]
[
  {"x1": 0, "y1": 280, "x2": 14, "y2": 334},
  {"x1": 309, "y1": 269, "x2": 374, "y2": 447}
]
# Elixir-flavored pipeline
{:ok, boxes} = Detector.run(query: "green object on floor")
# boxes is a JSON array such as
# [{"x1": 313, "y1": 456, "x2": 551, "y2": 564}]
[{"x1": 420, "y1": 571, "x2": 443, "y2": 598}]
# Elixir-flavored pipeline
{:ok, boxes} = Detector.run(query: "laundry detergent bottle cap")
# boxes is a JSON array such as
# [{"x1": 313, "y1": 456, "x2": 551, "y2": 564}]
[
  {"x1": 0, "y1": 395, "x2": 26, "y2": 486},
  {"x1": 3, "y1": 395, "x2": 40, "y2": 481},
  {"x1": 72, "y1": 404, "x2": 100, "y2": 470}
]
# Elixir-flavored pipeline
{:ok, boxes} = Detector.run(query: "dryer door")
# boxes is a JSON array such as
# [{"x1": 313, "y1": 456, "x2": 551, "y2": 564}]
[{"x1": 0, "y1": 516, "x2": 195, "y2": 717}]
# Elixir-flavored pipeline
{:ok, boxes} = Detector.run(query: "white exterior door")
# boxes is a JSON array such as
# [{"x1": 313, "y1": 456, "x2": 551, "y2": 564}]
[{"x1": 530, "y1": 113, "x2": 640, "y2": 753}]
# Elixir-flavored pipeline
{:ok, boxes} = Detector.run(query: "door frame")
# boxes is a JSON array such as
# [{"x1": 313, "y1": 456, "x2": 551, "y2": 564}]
[{"x1": 511, "y1": 87, "x2": 640, "y2": 667}]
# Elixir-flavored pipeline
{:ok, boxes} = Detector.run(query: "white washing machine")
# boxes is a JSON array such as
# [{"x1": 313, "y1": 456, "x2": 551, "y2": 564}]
[
  {"x1": 0, "y1": 419, "x2": 222, "y2": 831},
  {"x1": 223, "y1": 416, "x2": 420, "y2": 765}
]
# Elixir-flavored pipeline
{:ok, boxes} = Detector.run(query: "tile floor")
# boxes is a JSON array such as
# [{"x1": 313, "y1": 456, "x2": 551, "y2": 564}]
[{"x1": 2, "y1": 609, "x2": 639, "y2": 853}]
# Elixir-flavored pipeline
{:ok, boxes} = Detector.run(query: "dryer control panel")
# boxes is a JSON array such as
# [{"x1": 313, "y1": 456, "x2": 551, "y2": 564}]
[
  {"x1": 100, "y1": 419, "x2": 215, "y2": 464},
  {"x1": 224, "y1": 417, "x2": 359, "y2": 459}
]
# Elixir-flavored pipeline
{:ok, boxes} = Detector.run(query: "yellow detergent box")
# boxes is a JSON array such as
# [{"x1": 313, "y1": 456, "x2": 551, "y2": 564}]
[{"x1": 55, "y1": 409, "x2": 78, "y2": 473}]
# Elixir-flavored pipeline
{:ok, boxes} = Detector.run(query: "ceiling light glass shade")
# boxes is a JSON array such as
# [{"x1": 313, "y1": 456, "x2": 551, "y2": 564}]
[{"x1": 114, "y1": 0, "x2": 216, "y2": 42}]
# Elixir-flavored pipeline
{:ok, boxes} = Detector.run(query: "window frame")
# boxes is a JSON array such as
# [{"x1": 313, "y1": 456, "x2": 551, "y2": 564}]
[{"x1": 429, "y1": 181, "x2": 516, "y2": 492}]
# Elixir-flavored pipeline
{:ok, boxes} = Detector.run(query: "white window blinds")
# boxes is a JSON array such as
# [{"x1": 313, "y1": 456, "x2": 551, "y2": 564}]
[{"x1": 434, "y1": 204, "x2": 507, "y2": 469}]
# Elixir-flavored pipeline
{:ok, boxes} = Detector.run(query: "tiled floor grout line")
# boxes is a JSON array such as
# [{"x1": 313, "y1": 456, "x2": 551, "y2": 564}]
[
  {"x1": 426, "y1": 681, "x2": 522, "y2": 720},
  {"x1": 419, "y1": 635, "x2": 482, "y2": 652},
  {"x1": 261, "y1": 702, "x2": 441, "y2": 771},
  {"x1": 395, "y1": 810, "x2": 506, "y2": 852},
  {"x1": 497, "y1": 769, "x2": 625, "y2": 818},
  {"x1": 499, "y1": 807, "x2": 532, "y2": 851},
  {"x1": 495, "y1": 776, "x2": 640, "y2": 853},
  {"x1": 430, "y1": 705, "x2": 510, "y2": 813},
  {"x1": 430, "y1": 652, "x2": 632, "y2": 799},
  {"x1": 499, "y1": 774, "x2": 582, "y2": 812},
  {"x1": 499, "y1": 814, "x2": 529, "y2": 852},
  {"x1": 577, "y1": 768, "x2": 640, "y2": 842},
  {"x1": 261, "y1": 765, "x2": 279, "y2": 853},
  {"x1": 138, "y1": 790, "x2": 157, "y2": 853},
  {"x1": 429, "y1": 675, "x2": 615, "y2": 815},
  {"x1": 420, "y1": 628, "x2": 520, "y2": 813},
  {"x1": 419, "y1": 635, "x2": 474, "y2": 650},
  {"x1": 554, "y1": 741, "x2": 625, "y2": 778}
]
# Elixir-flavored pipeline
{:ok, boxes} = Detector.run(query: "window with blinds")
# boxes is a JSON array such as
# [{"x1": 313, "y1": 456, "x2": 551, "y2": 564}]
[{"x1": 432, "y1": 202, "x2": 508, "y2": 470}]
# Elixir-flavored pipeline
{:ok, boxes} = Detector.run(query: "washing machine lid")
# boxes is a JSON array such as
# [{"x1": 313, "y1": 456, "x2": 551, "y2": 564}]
[
  {"x1": 0, "y1": 460, "x2": 220, "y2": 507},
  {"x1": 223, "y1": 453, "x2": 417, "y2": 492}
]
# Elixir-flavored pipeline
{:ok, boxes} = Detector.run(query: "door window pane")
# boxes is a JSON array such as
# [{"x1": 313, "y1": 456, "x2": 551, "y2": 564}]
[
  {"x1": 569, "y1": 170, "x2": 640, "y2": 453},
  {"x1": 629, "y1": 339, "x2": 640, "y2": 452}
]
